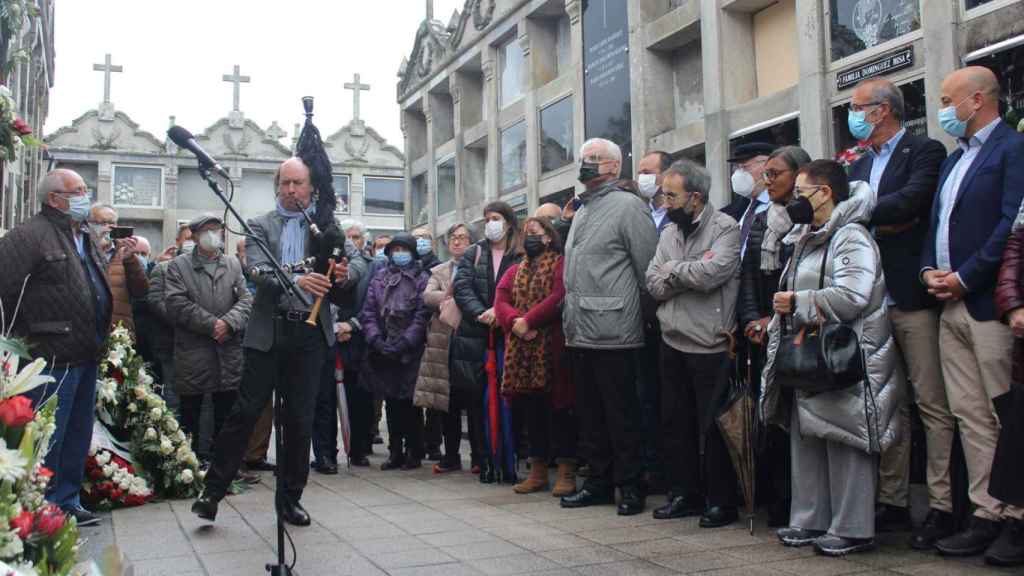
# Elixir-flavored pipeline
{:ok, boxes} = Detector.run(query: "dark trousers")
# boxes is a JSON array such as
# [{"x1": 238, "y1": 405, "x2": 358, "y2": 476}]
[
  {"x1": 245, "y1": 400, "x2": 273, "y2": 463},
  {"x1": 180, "y1": 390, "x2": 237, "y2": 457},
  {"x1": 660, "y1": 344, "x2": 739, "y2": 508},
  {"x1": 312, "y1": 346, "x2": 339, "y2": 464},
  {"x1": 424, "y1": 409, "x2": 444, "y2": 453},
  {"x1": 344, "y1": 371, "x2": 372, "y2": 460},
  {"x1": 443, "y1": 386, "x2": 484, "y2": 468},
  {"x1": 637, "y1": 328, "x2": 663, "y2": 480},
  {"x1": 573, "y1": 348, "x2": 643, "y2": 491},
  {"x1": 205, "y1": 319, "x2": 325, "y2": 502},
  {"x1": 521, "y1": 396, "x2": 577, "y2": 461},
  {"x1": 385, "y1": 398, "x2": 423, "y2": 459}
]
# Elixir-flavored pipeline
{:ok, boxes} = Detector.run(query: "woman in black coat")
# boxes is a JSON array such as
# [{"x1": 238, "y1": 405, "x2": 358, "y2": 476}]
[{"x1": 450, "y1": 201, "x2": 522, "y2": 484}]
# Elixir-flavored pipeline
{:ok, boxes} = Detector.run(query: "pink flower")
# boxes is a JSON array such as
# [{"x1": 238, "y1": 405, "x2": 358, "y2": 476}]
[{"x1": 9, "y1": 510, "x2": 33, "y2": 539}]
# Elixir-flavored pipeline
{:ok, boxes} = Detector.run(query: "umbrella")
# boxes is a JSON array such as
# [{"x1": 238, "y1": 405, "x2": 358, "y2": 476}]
[
  {"x1": 988, "y1": 385, "x2": 1024, "y2": 507},
  {"x1": 483, "y1": 329, "x2": 516, "y2": 474},
  {"x1": 484, "y1": 329, "x2": 500, "y2": 456},
  {"x1": 334, "y1": 350, "x2": 351, "y2": 465},
  {"x1": 716, "y1": 332, "x2": 757, "y2": 534}
]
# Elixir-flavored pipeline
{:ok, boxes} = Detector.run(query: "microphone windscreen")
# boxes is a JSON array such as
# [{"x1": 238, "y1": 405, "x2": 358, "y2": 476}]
[{"x1": 167, "y1": 125, "x2": 195, "y2": 148}]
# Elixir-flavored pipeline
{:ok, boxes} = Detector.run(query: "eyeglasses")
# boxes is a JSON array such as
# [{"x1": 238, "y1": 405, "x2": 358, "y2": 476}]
[
  {"x1": 794, "y1": 185, "x2": 825, "y2": 196},
  {"x1": 849, "y1": 100, "x2": 884, "y2": 113},
  {"x1": 762, "y1": 168, "x2": 792, "y2": 182},
  {"x1": 448, "y1": 234, "x2": 470, "y2": 242}
]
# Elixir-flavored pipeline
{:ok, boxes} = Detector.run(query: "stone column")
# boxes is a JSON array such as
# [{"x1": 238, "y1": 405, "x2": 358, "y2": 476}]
[
  {"x1": 921, "y1": 1, "x2": 959, "y2": 150},
  {"x1": 700, "y1": 0, "x2": 730, "y2": 206},
  {"x1": 450, "y1": 75, "x2": 466, "y2": 228},
  {"x1": 519, "y1": 23, "x2": 540, "y2": 212},
  {"x1": 401, "y1": 115, "x2": 413, "y2": 228},
  {"x1": 482, "y1": 49, "x2": 499, "y2": 204},
  {"x1": 423, "y1": 91, "x2": 438, "y2": 228},
  {"x1": 162, "y1": 161, "x2": 179, "y2": 251},
  {"x1": 566, "y1": 0, "x2": 584, "y2": 191},
  {"x1": 97, "y1": 159, "x2": 113, "y2": 205},
  {"x1": 794, "y1": 0, "x2": 829, "y2": 158}
]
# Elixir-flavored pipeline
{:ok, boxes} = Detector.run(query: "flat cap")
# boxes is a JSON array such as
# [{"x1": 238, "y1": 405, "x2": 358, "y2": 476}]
[{"x1": 727, "y1": 142, "x2": 775, "y2": 163}]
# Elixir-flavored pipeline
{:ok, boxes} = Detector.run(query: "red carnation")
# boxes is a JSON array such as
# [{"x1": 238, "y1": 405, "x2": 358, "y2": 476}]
[
  {"x1": 112, "y1": 369, "x2": 124, "y2": 384},
  {"x1": 38, "y1": 466, "x2": 53, "y2": 479},
  {"x1": 88, "y1": 466, "x2": 104, "y2": 481},
  {"x1": 9, "y1": 510, "x2": 33, "y2": 539},
  {"x1": 11, "y1": 118, "x2": 32, "y2": 136},
  {"x1": 34, "y1": 504, "x2": 65, "y2": 536},
  {"x1": 110, "y1": 488, "x2": 124, "y2": 501},
  {"x1": 0, "y1": 395, "x2": 35, "y2": 427}
]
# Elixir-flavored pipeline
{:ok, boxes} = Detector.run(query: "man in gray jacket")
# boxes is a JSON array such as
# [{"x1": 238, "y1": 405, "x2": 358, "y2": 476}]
[
  {"x1": 560, "y1": 138, "x2": 659, "y2": 516},
  {"x1": 645, "y1": 159, "x2": 742, "y2": 528}
]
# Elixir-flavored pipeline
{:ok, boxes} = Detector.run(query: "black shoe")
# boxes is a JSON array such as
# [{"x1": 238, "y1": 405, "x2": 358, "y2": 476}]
[
  {"x1": 699, "y1": 505, "x2": 738, "y2": 528},
  {"x1": 191, "y1": 493, "x2": 219, "y2": 522},
  {"x1": 63, "y1": 505, "x2": 101, "y2": 527},
  {"x1": 479, "y1": 460, "x2": 496, "y2": 484},
  {"x1": 401, "y1": 458, "x2": 422, "y2": 470},
  {"x1": 244, "y1": 458, "x2": 276, "y2": 472},
  {"x1": 381, "y1": 455, "x2": 404, "y2": 471},
  {"x1": 349, "y1": 455, "x2": 370, "y2": 467},
  {"x1": 373, "y1": 435, "x2": 384, "y2": 445},
  {"x1": 282, "y1": 499, "x2": 311, "y2": 527},
  {"x1": 909, "y1": 508, "x2": 956, "y2": 550},
  {"x1": 777, "y1": 527, "x2": 826, "y2": 547},
  {"x1": 768, "y1": 499, "x2": 791, "y2": 528},
  {"x1": 426, "y1": 450, "x2": 443, "y2": 461},
  {"x1": 561, "y1": 486, "x2": 614, "y2": 509},
  {"x1": 935, "y1": 516, "x2": 1002, "y2": 556},
  {"x1": 814, "y1": 535, "x2": 876, "y2": 556},
  {"x1": 317, "y1": 457, "x2": 339, "y2": 475},
  {"x1": 577, "y1": 464, "x2": 591, "y2": 477},
  {"x1": 875, "y1": 503, "x2": 911, "y2": 532},
  {"x1": 617, "y1": 486, "x2": 646, "y2": 516},
  {"x1": 985, "y1": 518, "x2": 1024, "y2": 567},
  {"x1": 653, "y1": 495, "x2": 703, "y2": 520}
]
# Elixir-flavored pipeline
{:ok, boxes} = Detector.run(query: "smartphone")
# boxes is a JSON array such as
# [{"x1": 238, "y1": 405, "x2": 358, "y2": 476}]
[{"x1": 110, "y1": 226, "x2": 134, "y2": 240}]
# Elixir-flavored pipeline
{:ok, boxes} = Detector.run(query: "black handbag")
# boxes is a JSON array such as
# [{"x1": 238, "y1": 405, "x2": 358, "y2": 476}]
[{"x1": 774, "y1": 239, "x2": 865, "y2": 394}]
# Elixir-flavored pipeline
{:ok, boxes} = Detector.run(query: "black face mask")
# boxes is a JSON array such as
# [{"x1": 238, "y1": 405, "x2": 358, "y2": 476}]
[
  {"x1": 523, "y1": 235, "x2": 546, "y2": 258},
  {"x1": 785, "y1": 188, "x2": 824, "y2": 225},
  {"x1": 667, "y1": 208, "x2": 698, "y2": 237},
  {"x1": 578, "y1": 162, "x2": 602, "y2": 183}
]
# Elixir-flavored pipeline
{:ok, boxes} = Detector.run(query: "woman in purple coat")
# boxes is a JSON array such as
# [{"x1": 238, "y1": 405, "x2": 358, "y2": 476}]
[{"x1": 359, "y1": 233, "x2": 432, "y2": 471}]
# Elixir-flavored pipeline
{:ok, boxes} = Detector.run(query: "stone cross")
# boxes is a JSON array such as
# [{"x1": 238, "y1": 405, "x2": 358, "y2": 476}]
[
  {"x1": 426, "y1": 0, "x2": 433, "y2": 20},
  {"x1": 344, "y1": 73, "x2": 371, "y2": 124},
  {"x1": 222, "y1": 65, "x2": 251, "y2": 112},
  {"x1": 92, "y1": 53, "x2": 122, "y2": 104}
]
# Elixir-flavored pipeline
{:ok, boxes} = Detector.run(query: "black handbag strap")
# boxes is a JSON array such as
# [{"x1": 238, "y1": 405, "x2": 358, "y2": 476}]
[{"x1": 782, "y1": 237, "x2": 832, "y2": 336}]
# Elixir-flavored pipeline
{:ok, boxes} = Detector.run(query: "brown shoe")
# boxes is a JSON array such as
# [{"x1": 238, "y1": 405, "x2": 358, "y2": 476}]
[
  {"x1": 513, "y1": 458, "x2": 549, "y2": 494},
  {"x1": 551, "y1": 458, "x2": 577, "y2": 497}
]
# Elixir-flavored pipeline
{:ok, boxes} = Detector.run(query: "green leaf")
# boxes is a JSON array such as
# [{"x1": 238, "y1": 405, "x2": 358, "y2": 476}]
[{"x1": 0, "y1": 336, "x2": 31, "y2": 359}]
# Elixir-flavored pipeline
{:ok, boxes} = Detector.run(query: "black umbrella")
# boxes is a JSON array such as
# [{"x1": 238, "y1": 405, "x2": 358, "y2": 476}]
[
  {"x1": 716, "y1": 332, "x2": 756, "y2": 534},
  {"x1": 988, "y1": 385, "x2": 1024, "y2": 507}
]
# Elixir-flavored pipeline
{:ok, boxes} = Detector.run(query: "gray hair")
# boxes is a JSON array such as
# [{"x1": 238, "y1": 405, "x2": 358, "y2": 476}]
[
  {"x1": 579, "y1": 138, "x2": 622, "y2": 165},
  {"x1": 36, "y1": 170, "x2": 70, "y2": 204},
  {"x1": 444, "y1": 222, "x2": 474, "y2": 244},
  {"x1": 767, "y1": 145, "x2": 812, "y2": 173},
  {"x1": 663, "y1": 158, "x2": 711, "y2": 200},
  {"x1": 338, "y1": 218, "x2": 367, "y2": 236},
  {"x1": 865, "y1": 79, "x2": 905, "y2": 121}
]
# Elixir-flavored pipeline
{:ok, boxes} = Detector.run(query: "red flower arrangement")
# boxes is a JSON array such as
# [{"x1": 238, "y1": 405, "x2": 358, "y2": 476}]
[
  {"x1": 0, "y1": 396, "x2": 34, "y2": 428},
  {"x1": 81, "y1": 448, "x2": 152, "y2": 510}
]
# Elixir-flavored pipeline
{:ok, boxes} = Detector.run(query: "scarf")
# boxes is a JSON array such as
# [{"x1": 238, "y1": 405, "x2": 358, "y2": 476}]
[
  {"x1": 276, "y1": 199, "x2": 316, "y2": 266},
  {"x1": 761, "y1": 202, "x2": 792, "y2": 273},
  {"x1": 501, "y1": 250, "x2": 559, "y2": 397}
]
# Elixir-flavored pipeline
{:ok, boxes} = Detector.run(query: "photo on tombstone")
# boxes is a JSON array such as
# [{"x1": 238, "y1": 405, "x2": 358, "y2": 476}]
[
  {"x1": 112, "y1": 165, "x2": 163, "y2": 208},
  {"x1": 829, "y1": 0, "x2": 921, "y2": 62},
  {"x1": 832, "y1": 78, "x2": 926, "y2": 154},
  {"x1": 583, "y1": 0, "x2": 632, "y2": 178}
]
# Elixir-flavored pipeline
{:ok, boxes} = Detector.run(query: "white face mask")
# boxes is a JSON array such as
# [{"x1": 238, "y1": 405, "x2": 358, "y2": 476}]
[
  {"x1": 181, "y1": 241, "x2": 196, "y2": 254},
  {"x1": 484, "y1": 219, "x2": 506, "y2": 242},
  {"x1": 637, "y1": 173, "x2": 658, "y2": 200},
  {"x1": 731, "y1": 169, "x2": 756, "y2": 198},
  {"x1": 198, "y1": 231, "x2": 223, "y2": 252}
]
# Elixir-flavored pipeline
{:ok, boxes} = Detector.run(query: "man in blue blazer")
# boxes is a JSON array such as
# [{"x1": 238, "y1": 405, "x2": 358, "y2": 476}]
[
  {"x1": 847, "y1": 78, "x2": 951, "y2": 546},
  {"x1": 920, "y1": 66, "x2": 1024, "y2": 566}
]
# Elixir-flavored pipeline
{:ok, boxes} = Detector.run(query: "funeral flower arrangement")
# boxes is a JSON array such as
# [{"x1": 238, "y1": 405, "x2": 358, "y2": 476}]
[
  {"x1": 835, "y1": 139, "x2": 871, "y2": 170},
  {"x1": 0, "y1": 344, "x2": 79, "y2": 576},
  {"x1": 0, "y1": 85, "x2": 41, "y2": 163},
  {"x1": 80, "y1": 448, "x2": 151, "y2": 511},
  {"x1": 96, "y1": 325, "x2": 203, "y2": 500}
]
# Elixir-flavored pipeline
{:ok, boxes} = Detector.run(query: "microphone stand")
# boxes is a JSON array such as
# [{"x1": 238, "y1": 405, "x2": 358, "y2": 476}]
[{"x1": 198, "y1": 165, "x2": 304, "y2": 576}]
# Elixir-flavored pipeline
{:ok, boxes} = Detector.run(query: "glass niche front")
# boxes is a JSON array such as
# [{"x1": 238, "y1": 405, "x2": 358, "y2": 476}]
[
  {"x1": 829, "y1": 0, "x2": 921, "y2": 62},
  {"x1": 972, "y1": 44, "x2": 1024, "y2": 130},
  {"x1": 831, "y1": 78, "x2": 926, "y2": 154}
]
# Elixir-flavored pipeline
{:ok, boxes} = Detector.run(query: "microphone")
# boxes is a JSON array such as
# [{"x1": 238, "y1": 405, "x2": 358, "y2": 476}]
[{"x1": 167, "y1": 125, "x2": 230, "y2": 179}]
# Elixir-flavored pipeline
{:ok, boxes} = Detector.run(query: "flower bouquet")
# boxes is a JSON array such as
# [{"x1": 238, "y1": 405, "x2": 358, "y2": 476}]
[
  {"x1": 835, "y1": 140, "x2": 871, "y2": 172},
  {"x1": 0, "y1": 344, "x2": 78, "y2": 575},
  {"x1": 96, "y1": 325, "x2": 203, "y2": 499},
  {"x1": 0, "y1": 85, "x2": 42, "y2": 163},
  {"x1": 80, "y1": 448, "x2": 151, "y2": 511}
]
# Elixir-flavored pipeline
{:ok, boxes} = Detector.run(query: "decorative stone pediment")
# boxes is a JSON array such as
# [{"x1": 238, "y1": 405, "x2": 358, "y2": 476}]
[
  {"x1": 448, "y1": 0, "x2": 495, "y2": 52},
  {"x1": 44, "y1": 109, "x2": 165, "y2": 154},
  {"x1": 398, "y1": 18, "x2": 454, "y2": 99},
  {"x1": 194, "y1": 118, "x2": 292, "y2": 160},
  {"x1": 323, "y1": 121, "x2": 405, "y2": 166}
]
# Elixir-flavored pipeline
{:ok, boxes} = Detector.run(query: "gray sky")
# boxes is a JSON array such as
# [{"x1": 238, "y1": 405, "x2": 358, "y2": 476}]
[{"x1": 44, "y1": 0, "x2": 462, "y2": 148}]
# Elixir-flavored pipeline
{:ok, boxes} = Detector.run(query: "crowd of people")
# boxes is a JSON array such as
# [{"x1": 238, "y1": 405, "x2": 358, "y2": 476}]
[{"x1": 0, "y1": 65, "x2": 1022, "y2": 567}]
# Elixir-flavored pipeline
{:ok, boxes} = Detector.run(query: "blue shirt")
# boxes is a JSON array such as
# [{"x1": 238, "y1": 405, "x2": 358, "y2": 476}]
[
  {"x1": 868, "y1": 128, "x2": 906, "y2": 195},
  {"x1": 650, "y1": 199, "x2": 667, "y2": 230},
  {"x1": 738, "y1": 189, "x2": 770, "y2": 260},
  {"x1": 935, "y1": 117, "x2": 1002, "y2": 286}
]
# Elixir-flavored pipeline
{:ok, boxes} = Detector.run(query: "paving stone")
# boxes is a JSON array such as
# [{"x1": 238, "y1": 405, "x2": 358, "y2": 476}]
[
  {"x1": 387, "y1": 562, "x2": 487, "y2": 576},
  {"x1": 126, "y1": 554, "x2": 203, "y2": 576},
  {"x1": 577, "y1": 527, "x2": 666, "y2": 546},
  {"x1": 467, "y1": 552, "x2": 563, "y2": 575},
  {"x1": 765, "y1": 555, "x2": 870, "y2": 576},
  {"x1": 540, "y1": 544, "x2": 634, "y2": 567},
  {"x1": 648, "y1": 550, "x2": 750, "y2": 573},
  {"x1": 610, "y1": 537, "x2": 708, "y2": 559},
  {"x1": 574, "y1": 559, "x2": 680, "y2": 576},
  {"x1": 440, "y1": 539, "x2": 527, "y2": 560},
  {"x1": 371, "y1": 547, "x2": 457, "y2": 569}
]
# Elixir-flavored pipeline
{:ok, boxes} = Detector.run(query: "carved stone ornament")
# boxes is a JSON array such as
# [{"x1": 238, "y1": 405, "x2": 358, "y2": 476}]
[
  {"x1": 417, "y1": 41, "x2": 433, "y2": 77},
  {"x1": 91, "y1": 125, "x2": 121, "y2": 150},
  {"x1": 565, "y1": 0, "x2": 581, "y2": 25},
  {"x1": 223, "y1": 131, "x2": 252, "y2": 156},
  {"x1": 228, "y1": 110, "x2": 245, "y2": 130},
  {"x1": 344, "y1": 134, "x2": 371, "y2": 161},
  {"x1": 473, "y1": 0, "x2": 495, "y2": 31},
  {"x1": 265, "y1": 121, "x2": 287, "y2": 141},
  {"x1": 97, "y1": 101, "x2": 116, "y2": 122}
]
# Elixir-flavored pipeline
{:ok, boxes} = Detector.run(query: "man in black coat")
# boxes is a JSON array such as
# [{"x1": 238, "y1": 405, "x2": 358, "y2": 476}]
[{"x1": 845, "y1": 78, "x2": 950, "y2": 547}]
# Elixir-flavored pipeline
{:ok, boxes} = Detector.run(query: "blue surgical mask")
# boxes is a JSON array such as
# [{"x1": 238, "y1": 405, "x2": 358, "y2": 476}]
[
  {"x1": 938, "y1": 96, "x2": 976, "y2": 139},
  {"x1": 391, "y1": 251, "x2": 412, "y2": 267},
  {"x1": 67, "y1": 194, "x2": 91, "y2": 222},
  {"x1": 416, "y1": 237, "x2": 432, "y2": 256},
  {"x1": 847, "y1": 110, "x2": 875, "y2": 141}
]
